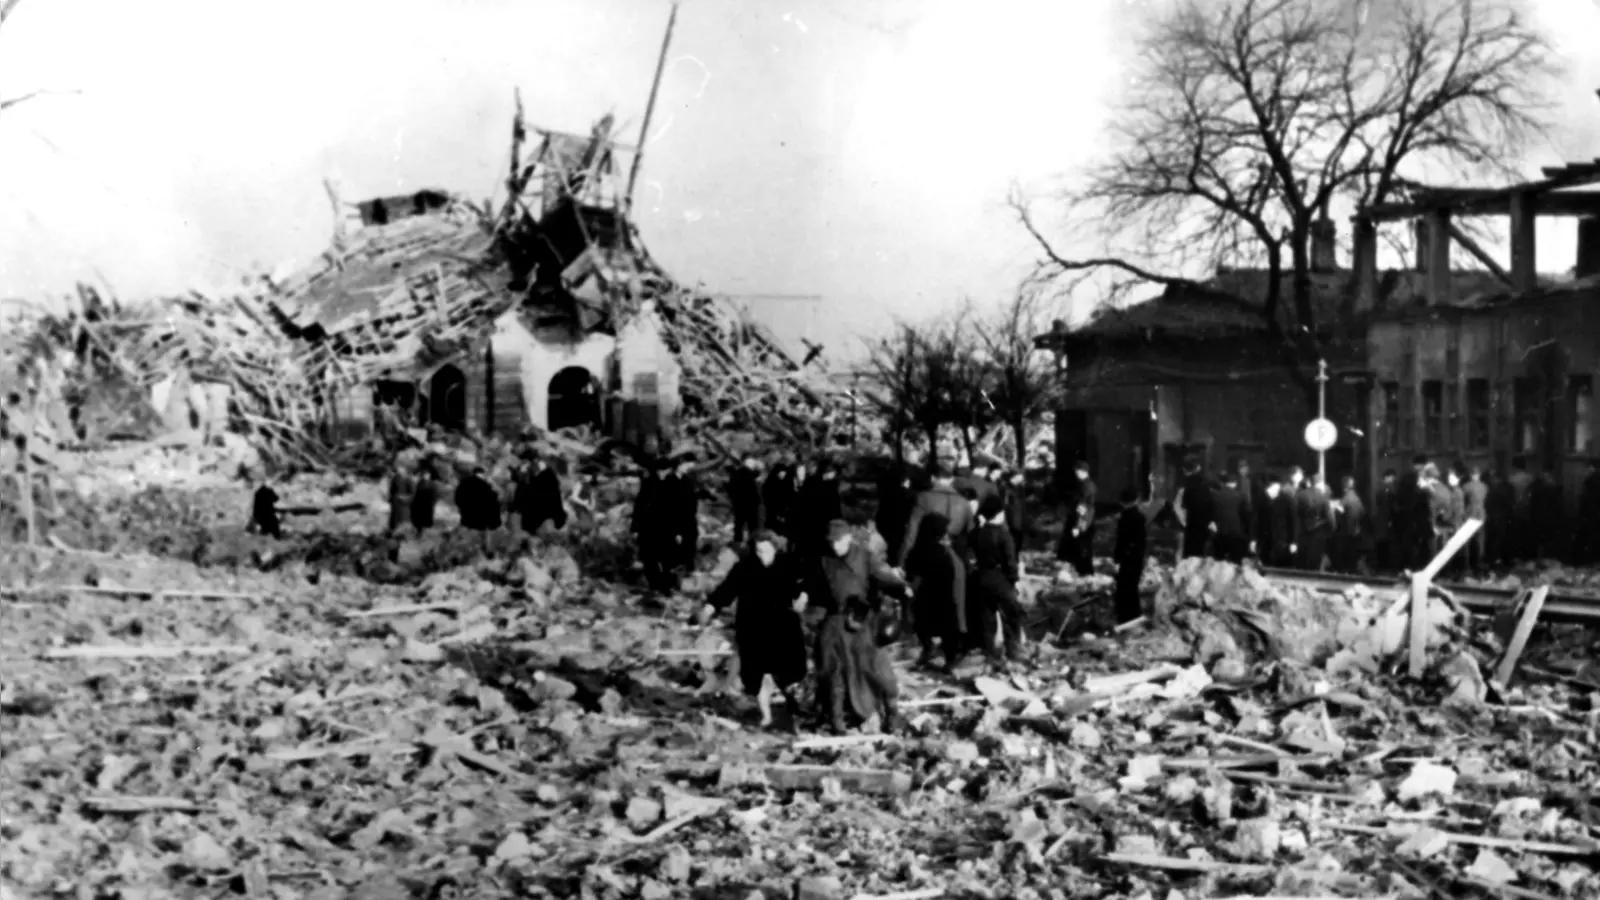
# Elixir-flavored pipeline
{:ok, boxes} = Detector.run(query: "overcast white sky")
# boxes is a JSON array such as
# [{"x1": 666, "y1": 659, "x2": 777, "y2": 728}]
[{"x1": 2, "y1": 0, "x2": 1598, "y2": 350}]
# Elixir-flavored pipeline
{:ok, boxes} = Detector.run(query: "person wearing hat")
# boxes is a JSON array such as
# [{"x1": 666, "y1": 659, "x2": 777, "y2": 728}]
[
  {"x1": 728, "y1": 453, "x2": 764, "y2": 546},
  {"x1": 903, "y1": 512, "x2": 966, "y2": 673},
  {"x1": 1112, "y1": 488, "x2": 1147, "y2": 624},
  {"x1": 668, "y1": 454, "x2": 702, "y2": 574},
  {"x1": 455, "y1": 466, "x2": 503, "y2": 549},
  {"x1": 969, "y1": 493, "x2": 1025, "y2": 667},
  {"x1": 816, "y1": 594, "x2": 900, "y2": 735},
  {"x1": 762, "y1": 460, "x2": 797, "y2": 540}
]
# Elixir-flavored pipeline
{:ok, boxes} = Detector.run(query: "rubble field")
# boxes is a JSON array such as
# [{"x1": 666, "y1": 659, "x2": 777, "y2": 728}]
[{"x1": 4, "y1": 454, "x2": 1600, "y2": 900}]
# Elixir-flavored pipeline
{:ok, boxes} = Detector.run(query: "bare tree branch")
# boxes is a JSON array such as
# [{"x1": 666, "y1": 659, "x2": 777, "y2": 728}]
[
  {"x1": 0, "y1": 88, "x2": 81, "y2": 113},
  {"x1": 1014, "y1": 0, "x2": 1558, "y2": 410}
]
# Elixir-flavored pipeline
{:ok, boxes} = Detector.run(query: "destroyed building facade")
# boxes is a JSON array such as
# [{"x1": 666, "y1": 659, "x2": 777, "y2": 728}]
[{"x1": 1038, "y1": 155, "x2": 1600, "y2": 514}]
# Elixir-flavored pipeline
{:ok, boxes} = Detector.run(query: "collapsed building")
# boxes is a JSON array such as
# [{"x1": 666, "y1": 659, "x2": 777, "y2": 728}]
[{"x1": 2, "y1": 106, "x2": 848, "y2": 474}]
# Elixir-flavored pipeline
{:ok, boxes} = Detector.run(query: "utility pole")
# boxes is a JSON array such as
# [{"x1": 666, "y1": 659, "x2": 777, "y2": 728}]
[
  {"x1": 1316, "y1": 359, "x2": 1329, "y2": 483},
  {"x1": 625, "y1": 1, "x2": 680, "y2": 214}
]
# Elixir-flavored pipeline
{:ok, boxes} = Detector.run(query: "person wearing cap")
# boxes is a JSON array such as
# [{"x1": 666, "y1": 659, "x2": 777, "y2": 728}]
[
  {"x1": 898, "y1": 463, "x2": 974, "y2": 569},
  {"x1": 969, "y1": 494, "x2": 1025, "y2": 667},
  {"x1": 805, "y1": 519, "x2": 907, "y2": 625}
]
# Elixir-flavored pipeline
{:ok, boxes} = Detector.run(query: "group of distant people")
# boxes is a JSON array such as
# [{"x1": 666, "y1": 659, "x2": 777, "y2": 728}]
[{"x1": 1166, "y1": 453, "x2": 1600, "y2": 576}]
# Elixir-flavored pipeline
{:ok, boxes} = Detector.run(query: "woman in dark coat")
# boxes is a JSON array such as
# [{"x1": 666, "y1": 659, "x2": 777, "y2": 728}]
[
  {"x1": 903, "y1": 512, "x2": 965, "y2": 672},
  {"x1": 513, "y1": 456, "x2": 567, "y2": 534},
  {"x1": 698, "y1": 530, "x2": 806, "y2": 728}
]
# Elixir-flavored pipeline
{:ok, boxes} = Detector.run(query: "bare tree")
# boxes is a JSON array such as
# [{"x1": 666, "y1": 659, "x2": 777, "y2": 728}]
[
  {"x1": 0, "y1": 0, "x2": 77, "y2": 116},
  {"x1": 1013, "y1": 0, "x2": 1557, "y2": 407},
  {"x1": 863, "y1": 323, "x2": 926, "y2": 461},
  {"x1": 975, "y1": 289, "x2": 1062, "y2": 470}
]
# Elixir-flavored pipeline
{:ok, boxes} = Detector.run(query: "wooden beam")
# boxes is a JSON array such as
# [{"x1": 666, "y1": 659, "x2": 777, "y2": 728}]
[
  {"x1": 1509, "y1": 191, "x2": 1538, "y2": 292},
  {"x1": 1364, "y1": 186, "x2": 1600, "y2": 222},
  {"x1": 1352, "y1": 217, "x2": 1379, "y2": 314},
  {"x1": 1492, "y1": 585, "x2": 1550, "y2": 689},
  {"x1": 1418, "y1": 518, "x2": 1483, "y2": 584},
  {"x1": 1442, "y1": 221, "x2": 1513, "y2": 285}
]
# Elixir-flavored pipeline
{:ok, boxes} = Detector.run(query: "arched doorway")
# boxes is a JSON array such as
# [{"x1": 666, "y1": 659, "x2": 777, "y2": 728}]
[
  {"x1": 547, "y1": 366, "x2": 601, "y2": 432},
  {"x1": 429, "y1": 364, "x2": 467, "y2": 431}
]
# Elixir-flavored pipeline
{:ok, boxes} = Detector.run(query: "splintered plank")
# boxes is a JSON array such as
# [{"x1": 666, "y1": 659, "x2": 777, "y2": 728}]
[
  {"x1": 42, "y1": 645, "x2": 252, "y2": 660},
  {"x1": 1493, "y1": 585, "x2": 1551, "y2": 689}
]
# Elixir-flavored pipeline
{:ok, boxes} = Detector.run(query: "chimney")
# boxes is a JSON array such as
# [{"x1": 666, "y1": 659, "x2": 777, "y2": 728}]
[{"x1": 1577, "y1": 217, "x2": 1600, "y2": 279}]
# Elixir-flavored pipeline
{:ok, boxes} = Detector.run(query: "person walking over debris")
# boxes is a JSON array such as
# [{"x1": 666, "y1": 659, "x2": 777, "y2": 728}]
[
  {"x1": 1577, "y1": 458, "x2": 1600, "y2": 564},
  {"x1": 816, "y1": 595, "x2": 900, "y2": 735},
  {"x1": 809, "y1": 520, "x2": 907, "y2": 621},
  {"x1": 1112, "y1": 489, "x2": 1147, "y2": 625},
  {"x1": 1209, "y1": 472, "x2": 1251, "y2": 564},
  {"x1": 456, "y1": 467, "x2": 503, "y2": 544},
  {"x1": 762, "y1": 461, "x2": 796, "y2": 538},
  {"x1": 794, "y1": 458, "x2": 844, "y2": 556},
  {"x1": 668, "y1": 455, "x2": 702, "y2": 575},
  {"x1": 633, "y1": 461, "x2": 677, "y2": 592},
  {"x1": 248, "y1": 478, "x2": 282, "y2": 540},
  {"x1": 970, "y1": 494, "x2": 1025, "y2": 668},
  {"x1": 904, "y1": 512, "x2": 966, "y2": 673},
  {"x1": 387, "y1": 461, "x2": 416, "y2": 535},
  {"x1": 898, "y1": 464, "x2": 974, "y2": 569},
  {"x1": 698, "y1": 530, "x2": 807, "y2": 729},
  {"x1": 1176, "y1": 456, "x2": 1214, "y2": 560},
  {"x1": 410, "y1": 462, "x2": 439, "y2": 534},
  {"x1": 1462, "y1": 465, "x2": 1489, "y2": 574},
  {"x1": 512, "y1": 455, "x2": 567, "y2": 535},
  {"x1": 1056, "y1": 461, "x2": 1097, "y2": 575},
  {"x1": 1331, "y1": 475, "x2": 1367, "y2": 574},
  {"x1": 1295, "y1": 473, "x2": 1335, "y2": 571},
  {"x1": 728, "y1": 454, "x2": 763, "y2": 546},
  {"x1": 1372, "y1": 470, "x2": 1396, "y2": 572}
]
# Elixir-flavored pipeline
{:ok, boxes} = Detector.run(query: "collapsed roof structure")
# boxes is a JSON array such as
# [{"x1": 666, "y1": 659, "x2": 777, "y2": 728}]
[{"x1": 2, "y1": 97, "x2": 849, "y2": 473}]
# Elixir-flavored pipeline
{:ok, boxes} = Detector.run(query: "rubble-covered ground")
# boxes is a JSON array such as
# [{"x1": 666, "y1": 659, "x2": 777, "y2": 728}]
[{"x1": 4, "y1": 444, "x2": 1600, "y2": 900}]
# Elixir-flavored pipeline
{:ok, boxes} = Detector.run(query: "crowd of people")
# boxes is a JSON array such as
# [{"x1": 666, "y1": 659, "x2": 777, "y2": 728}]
[
  {"x1": 1164, "y1": 453, "x2": 1600, "y2": 576},
  {"x1": 701, "y1": 454, "x2": 1044, "y2": 734}
]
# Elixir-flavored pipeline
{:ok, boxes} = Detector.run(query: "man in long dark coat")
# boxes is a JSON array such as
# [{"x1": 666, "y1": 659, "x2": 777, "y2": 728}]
[
  {"x1": 1057, "y1": 461, "x2": 1097, "y2": 575},
  {"x1": 794, "y1": 458, "x2": 844, "y2": 557},
  {"x1": 1372, "y1": 469, "x2": 1396, "y2": 572},
  {"x1": 898, "y1": 464, "x2": 974, "y2": 568},
  {"x1": 249, "y1": 479, "x2": 282, "y2": 539},
  {"x1": 1266, "y1": 476, "x2": 1299, "y2": 566},
  {"x1": 1176, "y1": 457, "x2": 1214, "y2": 560},
  {"x1": 1332, "y1": 474, "x2": 1367, "y2": 574},
  {"x1": 668, "y1": 457, "x2": 701, "y2": 573},
  {"x1": 969, "y1": 494, "x2": 1025, "y2": 666},
  {"x1": 1295, "y1": 473, "x2": 1335, "y2": 571},
  {"x1": 512, "y1": 456, "x2": 566, "y2": 535},
  {"x1": 456, "y1": 467, "x2": 503, "y2": 543},
  {"x1": 762, "y1": 462, "x2": 796, "y2": 539},
  {"x1": 728, "y1": 454, "x2": 763, "y2": 546},
  {"x1": 1112, "y1": 489, "x2": 1147, "y2": 624},
  {"x1": 874, "y1": 465, "x2": 915, "y2": 566},
  {"x1": 816, "y1": 595, "x2": 899, "y2": 734},
  {"x1": 1577, "y1": 458, "x2": 1600, "y2": 565},
  {"x1": 1209, "y1": 472, "x2": 1251, "y2": 564},
  {"x1": 633, "y1": 461, "x2": 682, "y2": 592}
]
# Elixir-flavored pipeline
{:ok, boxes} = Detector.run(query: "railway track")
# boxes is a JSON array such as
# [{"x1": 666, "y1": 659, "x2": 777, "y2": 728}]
[{"x1": 1257, "y1": 566, "x2": 1600, "y2": 625}]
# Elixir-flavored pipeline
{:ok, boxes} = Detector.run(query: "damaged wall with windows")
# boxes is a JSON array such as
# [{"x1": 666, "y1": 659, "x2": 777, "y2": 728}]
[{"x1": 1359, "y1": 160, "x2": 1600, "y2": 510}]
